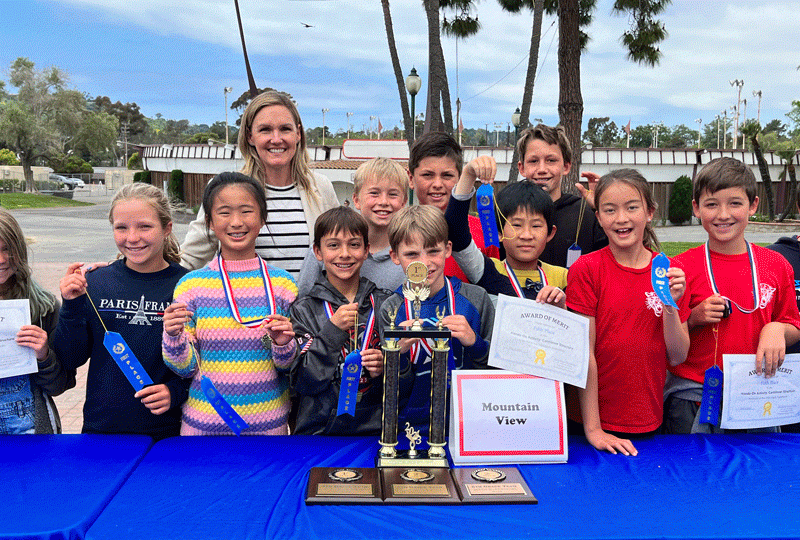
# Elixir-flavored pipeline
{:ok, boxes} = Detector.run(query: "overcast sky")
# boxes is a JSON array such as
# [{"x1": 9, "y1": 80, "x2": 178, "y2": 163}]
[{"x1": 4, "y1": 0, "x2": 799, "y2": 136}]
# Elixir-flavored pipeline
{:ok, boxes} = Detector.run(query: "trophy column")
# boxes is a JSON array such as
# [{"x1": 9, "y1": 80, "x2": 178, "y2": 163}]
[
  {"x1": 378, "y1": 336, "x2": 400, "y2": 464},
  {"x1": 427, "y1": 338, "x2": 450, "y2": 459}
]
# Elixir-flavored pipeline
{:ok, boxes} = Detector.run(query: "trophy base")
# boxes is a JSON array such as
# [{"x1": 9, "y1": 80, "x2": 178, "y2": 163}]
[
  {"x1": 376, "y1": 448, "x2": 449, "y2": 469},
  {"x1": 305, "y1": 467, "x2": 383, "y2": 505},
  {"x1": 380, "y1": 467, "x2": 461, "y2": 505},
  {"x1": 450, "y1": 467, "x2": 538, "y2": 505}
]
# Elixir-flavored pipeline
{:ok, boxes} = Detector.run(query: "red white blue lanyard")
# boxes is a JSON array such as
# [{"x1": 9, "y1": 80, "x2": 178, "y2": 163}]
[
  {"x1": 704, "y1": 241, "x2": 760, "y2": 314},
  {"x1": 323, "y1": 295, "x2": 376, "y2": 357},
  {"x1": 503, "y1": 260, "x2": 547, "y2": 298},
  {"x1": 217, "y1": 253, "x2": 275, "y2": 327},
  {"x1": 406, "y1": 279, "x2": 456, "y2": 364}
]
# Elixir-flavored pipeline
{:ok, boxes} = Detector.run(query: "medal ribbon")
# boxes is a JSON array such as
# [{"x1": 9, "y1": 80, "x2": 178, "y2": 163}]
[
  {"x1": 323, "y1": 295, "x2": 377, "y2": 357},
  {"x1": 703, "y1": 241, "x2": 760, "y2": 314},
  {"x1": 407, "y1": 279, "x2": 456, "y2": 366},
  {"x1": 217, "y1": 253, "x2": 275, "y2": 328},
  {"x1": 503, "y1": 260, "x2": 547, "y2": 298}
]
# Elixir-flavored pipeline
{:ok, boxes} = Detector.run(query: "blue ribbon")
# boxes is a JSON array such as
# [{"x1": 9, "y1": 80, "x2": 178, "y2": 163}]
[
  {"x1": 102, "y1": 332, "x2": 153, "y2": 390},
  {"x1": 337, "y1": 351, "x2": 362, "y2": 417},
  {"x1": 200, "y1": 375, "x2": 249, "y2": 435},
  {"x1": 476, "y1": 183, "x2": 500, "y2": 249},
  {"x1": 651, "y1": 252, "x2": 678, "y2": 309},
  {"x1": 699, "y1": 365, "x2": 723, "y2": 426}
]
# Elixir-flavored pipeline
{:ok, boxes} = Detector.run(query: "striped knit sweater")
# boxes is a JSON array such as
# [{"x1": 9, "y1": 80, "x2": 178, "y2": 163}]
[{"x1": 162, "y1": 256, "x2": 297, "y2": 435}]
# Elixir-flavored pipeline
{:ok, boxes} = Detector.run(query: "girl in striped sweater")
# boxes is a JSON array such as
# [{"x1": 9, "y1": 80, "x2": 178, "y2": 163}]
[{"x1": 162, "y1": 172, "x2": 297, "y2": 435}]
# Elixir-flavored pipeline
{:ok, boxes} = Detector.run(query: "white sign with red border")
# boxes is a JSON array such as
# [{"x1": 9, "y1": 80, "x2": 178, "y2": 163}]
[{"x1": 449, "y1": 370, "x2": 568, "y2": 465}]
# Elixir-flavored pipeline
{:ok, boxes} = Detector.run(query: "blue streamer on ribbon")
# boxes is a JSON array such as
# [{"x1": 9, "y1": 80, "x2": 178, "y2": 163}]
[
  {"x1": 102, "y1": 332, "x2": 153, "y2": 390},
  {"x1": 200, "y1": 375, "x2": 249, "y2": 435},
  {"x1": 699, "y1": 366, "x2": 723, "y2": 426},
  {"x1": 476, "y1": 183, "x2": 500, "y2": 249},
  {"x1": 337, "y1": 351, "x2": 362, "y2": 417},
  {"x1": 651, "y1": 252, "x2": 678, "y2": 309}
]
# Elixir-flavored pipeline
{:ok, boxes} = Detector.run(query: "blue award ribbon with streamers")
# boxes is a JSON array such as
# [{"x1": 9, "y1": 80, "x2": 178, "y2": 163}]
[
  {"x1": 102, "y1": 332, "x2": 153, "y2": 390},
  {"x1": 200, "y1": 375, "x2": 248, "y2": 435},
  {"x1": 699, "y1": 365, "x2": 723, "y2": 426},
  {"x1": 476, "y1": 183, "x2": 500, "y2": 249},
  {"x1": 651, "y1": 252, "x2": 678, "y2": 309},
  {"x1": 337, "y1": 351, "x2": 362, "y2": 416}
]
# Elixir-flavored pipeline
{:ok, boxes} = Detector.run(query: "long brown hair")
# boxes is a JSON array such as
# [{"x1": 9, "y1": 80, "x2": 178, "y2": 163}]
[
  {"x1": 594, "y1": 169, "x2": 661, "y2": 252},
  {"x1": 0, "y1": 210, "x2": 56, "y2": 321},
  {"x1": 109, "y1": 183, "x2": 181, "y2": 264},
  {"x1": 237, "y1": 91, "x2": 316, "y2": 200}
]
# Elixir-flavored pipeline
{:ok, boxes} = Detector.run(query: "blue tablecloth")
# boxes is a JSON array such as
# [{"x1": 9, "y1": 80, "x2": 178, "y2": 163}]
[
  {"x1": 85, "y1": 433, "x2": 800, "y2": 540},
  {"x1": 0, "y1": 434, "x2": 153, "y2": 540}
]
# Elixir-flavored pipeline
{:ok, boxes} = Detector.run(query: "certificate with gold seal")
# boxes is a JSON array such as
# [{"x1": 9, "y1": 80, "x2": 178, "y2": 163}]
[{"x1": 721, "y1": 354, "x2": 800, "y2": 429}]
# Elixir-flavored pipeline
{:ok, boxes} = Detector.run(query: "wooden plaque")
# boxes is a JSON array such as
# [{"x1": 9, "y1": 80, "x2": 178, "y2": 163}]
[
  {"x1": 450, "y1": 467, "x2": 538, "y2": 505},
  {"x1": 305, "y1": 467, "x2": 383, "y2": 505},
  {"x1": 380, "y1": 467, "x2": 461, "y2": 505}
]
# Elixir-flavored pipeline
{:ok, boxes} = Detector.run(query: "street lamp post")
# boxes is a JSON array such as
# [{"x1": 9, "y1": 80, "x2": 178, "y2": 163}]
[
  {"x1": 695, "y1": 118, "x2": 702, "y2": 148},
  {"x1": 753, "y1": 90, "x2": 762, "y2": 125},
  {"x1": 346, "y1": 112, "x2": 353, "y2": 139},
  {"x1": 322, "y1": 108, "x2": 330, "y2": 146},
  {"x1": 741, "y1": 98, "x2": 748, "y2": 149},
  {"x1": 494, "y1": 123, "x2": 502, "y2": 147},
  {"x1": 511, "y1": 108, "x2": 521, "y2": 142},
  {"x1": 405, "y1": 67, "x2": 422, "y2": 144},
  {"x1": 224, "y1": 87, "x2": 233, "y2": 145},
  {"x1": 716, "y1": 115, "x2": 721, "y2": 149},
  {"x1": 729, "y1": 79, "x2": 744, "y2": 149},
  {"x1": 722, "y1": 110, "x2": 728, "y2": 149}
]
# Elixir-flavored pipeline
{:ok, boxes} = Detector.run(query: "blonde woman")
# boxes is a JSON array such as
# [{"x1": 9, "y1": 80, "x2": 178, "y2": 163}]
[{"x1": 180, "y1": 91, "x2": 339, "y2": 278}]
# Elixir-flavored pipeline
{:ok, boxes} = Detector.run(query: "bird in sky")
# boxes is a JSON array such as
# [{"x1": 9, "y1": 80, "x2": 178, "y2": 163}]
[{"x1": 301, "y1": 22, "x2": 314, "y2": 28}]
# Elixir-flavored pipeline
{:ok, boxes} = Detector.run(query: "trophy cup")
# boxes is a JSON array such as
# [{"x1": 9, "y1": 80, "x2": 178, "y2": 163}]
[{"x1": 378, "y1": 262, "x2": 459, "y2": 504}]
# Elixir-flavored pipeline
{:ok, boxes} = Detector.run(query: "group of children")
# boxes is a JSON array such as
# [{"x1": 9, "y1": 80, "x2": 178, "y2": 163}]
[{"x1": 2, "y1": 124, "x2": 798, "y2": 456}]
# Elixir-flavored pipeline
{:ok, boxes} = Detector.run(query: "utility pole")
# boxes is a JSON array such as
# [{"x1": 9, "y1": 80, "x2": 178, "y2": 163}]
[{"x1": 120, "y1": 122, "x2": 130, "y2": 166}]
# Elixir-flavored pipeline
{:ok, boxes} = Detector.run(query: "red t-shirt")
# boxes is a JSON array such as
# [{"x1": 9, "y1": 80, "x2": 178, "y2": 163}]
[
  {"x1": 671, "y1": 244, "x2": 800, "y2": 384},
  {"x1": 566, "y1": 247, "x2": 690, "y2": 433},
  {"x1": 445, "y1": 215, "x2": 497, "y2": 282}
]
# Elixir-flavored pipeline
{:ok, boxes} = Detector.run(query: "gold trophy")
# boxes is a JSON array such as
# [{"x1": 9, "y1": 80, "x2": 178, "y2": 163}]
[{"x1": 378, "y1": 262, "x2": 457, "y2": 503}]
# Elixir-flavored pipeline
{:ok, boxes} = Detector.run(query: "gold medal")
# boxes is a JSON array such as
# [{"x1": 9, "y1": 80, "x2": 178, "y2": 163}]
[
  {"x1": 328, "y1": 468, "x2": 363, "y2": 483},
  {"x1": 400, "y1": 469, "x2": 434, "y2": 483},
  {"x1": 471, "y1": 468, "x2": 506, "y2": 483}
]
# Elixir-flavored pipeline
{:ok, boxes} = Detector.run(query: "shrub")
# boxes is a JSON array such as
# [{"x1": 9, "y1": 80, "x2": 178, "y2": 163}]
[
  {"x1": 127, "y1": 152, "x2": 142, "y2": 170},
  {"x1": 169, "y1": 169, "x2": 184, "y2": 202},
  {"x1": 134, "y1": 171, "x2": 151, "y2": 184},
  {"x1": 668, "y1": 175, "x2": 693, "y2": 225},
  {"x1": 0, "y1": 148, "x2": 19, "y2": 165}
]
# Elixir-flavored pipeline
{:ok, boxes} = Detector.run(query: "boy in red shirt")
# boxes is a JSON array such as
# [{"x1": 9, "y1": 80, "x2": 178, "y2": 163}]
[{"x1": 666, "y1": 157, "x2": 800, "y2": 433}]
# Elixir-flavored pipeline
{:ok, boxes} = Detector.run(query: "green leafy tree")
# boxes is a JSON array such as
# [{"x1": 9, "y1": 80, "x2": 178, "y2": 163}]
[
  {"x1": 0, "y1": 148, "x2": 19, "y2": 165},
  {"x1": 668, "y1": 175, "x2": 692, "y2": 225},
  {"x1": 787, "y1": 100, "x2": 800, "y2": 137},
  {"x1": 762, "y1": 119, "x2": 787, "y2": 138},
  {"x1": 741, "y1": 120, "x2": 775, "y2": 220},
  {"x1": 73, "y1": 110, "x2": 119, "y2": 163},
  {"x1": 660, "y1": 124, "x2": 696, "y2": 148},
  {"x1": 169, "y1": 169, "x2": 184, "y2": 202},
  {"x1": 582, "y1": 117, "x2": 621, "y2": 147},
  {"x1": 92, "y1": 96, "x2": 148, "y2": 141},
  {"x1": 230, "y1": 87, "x2": 283, "y2": 127},
  {"x1": 0, "y1": 58, "x2": 85, "y2": 191}
]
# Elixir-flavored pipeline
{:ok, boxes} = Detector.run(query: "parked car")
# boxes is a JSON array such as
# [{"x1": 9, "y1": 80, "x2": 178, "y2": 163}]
[{"x1": 49, "y1": 174, "x2": 85, "y2": 190}]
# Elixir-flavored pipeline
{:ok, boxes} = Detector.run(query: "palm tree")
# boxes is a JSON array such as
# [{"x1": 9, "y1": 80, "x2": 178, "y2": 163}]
[
  {"x1": 741, "y1": 120, "x2": 775, "y2": 221},
  {"x1": 233, "y1": 0, "x2": 258, "y2": 99},
  {"x1": 498, "y1": 0, "x2": 545, "y2": 182},
  {"x1": 422, "y1": 0, "x2": 452, "y2": 134},
  {"x1": 776, "y1": 147, "x2": 799, "y2": 222},
  {"x1": 381, "y1": 0, "x2": 414, "y2": 148}
]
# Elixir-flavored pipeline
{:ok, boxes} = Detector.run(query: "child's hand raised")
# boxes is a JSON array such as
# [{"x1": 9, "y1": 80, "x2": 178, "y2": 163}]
[
  {"x1": 442, "y1": 314, "x2": 477, "y2": 347},
  {"x1": 576, "y1": 171, "x2": 600, "y2": 210},
  {"x1": 688, "y1": 294, "x2": 727, "y2": 328},
  {"x1": 330, "y1": 303, "x2": 358, "y2": 332},
  {"x1": 360, "y1": 348, "x2": 384, "y2": 377},
  {"x1": 463, "y1": 155, "x2": 497, "y2": 184},
  {"x1": 667, "y1": 267, "x2": 686, "y2": 303},
  {"x1": 263, "y1": 314, "x2": 294, "y2": 346},
  {"x1": 536, "y1": 285, "x2": 566, "y2": 309},
  {"x1": 163, "y1": 302, "x2": 192, "y2": 337},
  {"x1": 60, "y1": 262, "x2": 88, "y2": 300}
]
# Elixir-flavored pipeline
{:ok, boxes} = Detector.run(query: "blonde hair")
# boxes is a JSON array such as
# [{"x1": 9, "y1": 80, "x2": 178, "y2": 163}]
[
  {"x1": 353, "y1": 158, "x2": 408, "y2": 203},
  {"x1": 237, "y1": 91, "x2": 316, "y2": 200},
  {"x1": 109, "y1": 183, "x2": 181, "y2": 264},
  {"x1": 0, "y1": 210, "x2": 56, "y2": 322},
  {"x1": 594, "y1": 169, "x2": 661, "y2": 252},
  {"x1": 388, "y1": 205, "x2": 448, "y2": 251}
]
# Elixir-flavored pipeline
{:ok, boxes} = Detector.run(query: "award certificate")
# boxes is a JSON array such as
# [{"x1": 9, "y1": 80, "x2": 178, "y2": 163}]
[
  {"x1": 488, "y1": 294, "x2": 590, "y2": 388},
  {"x1": 720, "y1": 354, "x2": 800, "y2": 429},
  {"x1": 0, "y1": 299, "x2": 36, "y2": 379}
]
